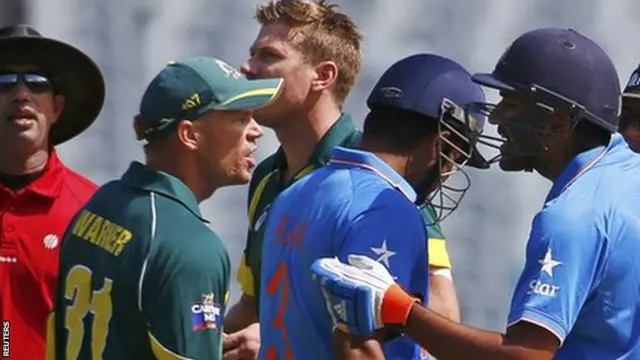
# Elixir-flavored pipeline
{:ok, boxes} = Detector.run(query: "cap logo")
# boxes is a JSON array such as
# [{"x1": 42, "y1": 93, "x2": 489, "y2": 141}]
[
  {"x1": 182, "y1": 93, "x2": 202, "y2": 111},
  {"x1": 215, "y1": 59, "x2": 242, "y2": 79},
  {"x1": 379, "y1": 86, "x2": 402, "y2": 99}
]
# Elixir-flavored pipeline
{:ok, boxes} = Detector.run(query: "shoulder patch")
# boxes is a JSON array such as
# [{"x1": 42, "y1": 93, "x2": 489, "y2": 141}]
[{"x1": 191, "y1": 293, "x2": 222, "y2": 331}]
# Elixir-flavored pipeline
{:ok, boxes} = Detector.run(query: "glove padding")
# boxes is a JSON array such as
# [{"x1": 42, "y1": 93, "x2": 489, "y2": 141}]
[{"x1": 311, "y1": 255, "x2": 416, "y2": 336}]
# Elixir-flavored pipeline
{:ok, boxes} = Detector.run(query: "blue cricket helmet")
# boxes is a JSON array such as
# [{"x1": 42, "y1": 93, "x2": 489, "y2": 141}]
[
  {"x1": 367, "y1": 53, "x2": 489, "y2": 169},
  {"x1": 472, "y1": 28, "x2": 620, "y2": 132}
]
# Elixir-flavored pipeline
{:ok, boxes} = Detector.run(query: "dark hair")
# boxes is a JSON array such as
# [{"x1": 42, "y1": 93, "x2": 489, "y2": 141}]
[
  {"x1": 133, "y1": 114, "x2": 181, "y2": 145},
  {"x1": 362, "y1": 106, "x2": 438, "y2": 154}
]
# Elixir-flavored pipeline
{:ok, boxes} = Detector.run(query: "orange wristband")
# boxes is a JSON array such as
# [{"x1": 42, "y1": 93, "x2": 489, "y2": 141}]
[{"x1": 380, "y1": 283, "x2": 419, "y2": 325}]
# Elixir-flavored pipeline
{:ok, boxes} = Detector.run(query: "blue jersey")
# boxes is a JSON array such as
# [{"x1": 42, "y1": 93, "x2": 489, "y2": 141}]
[
  {"x1": 508, "y1": 134, "x2": 640, "y2": 359},
  {"x1": 258, "y1": 147, "x2": 429, "y2": 360}
]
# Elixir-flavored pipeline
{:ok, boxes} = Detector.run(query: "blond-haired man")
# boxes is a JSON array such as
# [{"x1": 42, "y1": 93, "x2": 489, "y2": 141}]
[{"x1": 223, "y1": 2, "x2": 462, "y2": 359}]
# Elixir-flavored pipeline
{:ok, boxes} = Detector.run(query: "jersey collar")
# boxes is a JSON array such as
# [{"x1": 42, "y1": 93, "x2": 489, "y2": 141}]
[
  {"x1": 547, "y1": 133, "x2": 623, "y2": 202},
  {"x1": 121, "y1": 161, "x2": 207, "y2": 222},
  {"x1": 328, "y1": 147, "x2": 417, "y2": 202},
  {"x1": 273, "y1": 112, "x2": 358, "y2": 171},
  {"x1": 0, "y1": 149, "x2": 65, "y2": 199}
]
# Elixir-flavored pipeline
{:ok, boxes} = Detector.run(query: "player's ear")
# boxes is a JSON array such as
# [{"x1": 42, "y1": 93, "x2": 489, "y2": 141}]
[
  {"x1": 176, "y1": 119, "x2": 200, "y2": 150},
  {"x1": 311, "y1": 60, "x2": 338, "y2": 92}
]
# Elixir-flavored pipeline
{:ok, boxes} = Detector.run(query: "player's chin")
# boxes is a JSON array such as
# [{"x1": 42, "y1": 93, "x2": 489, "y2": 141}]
[
  {"x1": 253, "y1": 105, "x2": 284, "y2": 127},
  {"x1": 232, "y1": 170, "x2": 252, "y2": 185}
]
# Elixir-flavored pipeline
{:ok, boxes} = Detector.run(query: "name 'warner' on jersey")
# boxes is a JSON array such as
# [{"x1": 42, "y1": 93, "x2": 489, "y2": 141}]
[
  {"x1": 259, "y1": 147, "x2": 429, "y2": 360},
  {"x1": 48, "y1": 162, "x2": 230, "y2": 360},
  {"x1": 508, "y1": 134, "x2": 640, "y2": 359}
]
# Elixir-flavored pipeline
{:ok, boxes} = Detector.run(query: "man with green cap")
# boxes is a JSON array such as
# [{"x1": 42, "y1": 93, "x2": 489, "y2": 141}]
[{"x1": 46, "y1": 56, "x2": 283, "y2": 360}]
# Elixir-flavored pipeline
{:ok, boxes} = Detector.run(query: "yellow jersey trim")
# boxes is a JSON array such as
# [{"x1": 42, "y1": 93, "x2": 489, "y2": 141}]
[
  {"x1": 149, "y1": 332, "x2": 195, "y2": 360},
  {"x1": 237, "y1": 255, "x2": 255, "y2": 296},
  {"x1": 428, "y1": 238, "x2": 451, "y2": 268}
]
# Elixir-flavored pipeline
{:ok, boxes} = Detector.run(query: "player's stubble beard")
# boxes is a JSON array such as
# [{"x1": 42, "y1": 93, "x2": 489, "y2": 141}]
[{"x1": 413, "y1": 167, "x2": 441, "y2": 207}]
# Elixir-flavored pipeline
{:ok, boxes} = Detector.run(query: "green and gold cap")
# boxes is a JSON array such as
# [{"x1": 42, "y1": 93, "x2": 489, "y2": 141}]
[{"x1": 134, "y1": 56, "x2": 283, "y2": 141}]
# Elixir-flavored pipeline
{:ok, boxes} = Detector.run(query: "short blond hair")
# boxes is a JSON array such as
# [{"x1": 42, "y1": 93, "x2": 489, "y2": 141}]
[{"x1": 255, "y1": 0, "x2": 363, "y2": 106}]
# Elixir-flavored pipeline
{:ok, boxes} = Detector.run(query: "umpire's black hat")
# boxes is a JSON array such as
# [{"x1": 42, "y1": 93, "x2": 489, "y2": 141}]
[{"x1": 0, "y1": 24, "x2": 105, "y2": 145}]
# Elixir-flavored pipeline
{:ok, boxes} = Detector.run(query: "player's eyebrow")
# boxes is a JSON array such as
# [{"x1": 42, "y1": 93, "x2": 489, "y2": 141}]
[{"x1": 250, "y1": 40, "x2": 286, "y2": 57}]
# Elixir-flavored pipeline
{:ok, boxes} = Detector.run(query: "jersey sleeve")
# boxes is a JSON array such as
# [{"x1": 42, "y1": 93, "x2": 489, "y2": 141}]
[
  {"x1": 418, "y1": 204, "x2": 452, "y2": 269},
  {"x1": 507, "y1": 207, "x2": 607, "y2": 343},
  {"x1": 238, "y1": 161, "x2": 275, "y2": 297},
  {"x1": 236, "y1": 247, "x2": 255, "y2": 296},
  {"x1": 338, "y1": 197, "x2": 429, "y2": 298},
  {"x1": 141, "y1": 236, "x2": 230, "y2": 360}
]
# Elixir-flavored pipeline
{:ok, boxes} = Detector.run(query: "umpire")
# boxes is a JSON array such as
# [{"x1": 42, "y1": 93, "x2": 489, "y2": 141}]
[{"x1": 0, "y1": 25, "x2": 104, "y2": 360}]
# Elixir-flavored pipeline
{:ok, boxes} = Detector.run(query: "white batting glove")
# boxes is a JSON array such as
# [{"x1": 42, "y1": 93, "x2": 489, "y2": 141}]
[{"x1": 311, "y1": 255, "x2": 418, "y2": 336}]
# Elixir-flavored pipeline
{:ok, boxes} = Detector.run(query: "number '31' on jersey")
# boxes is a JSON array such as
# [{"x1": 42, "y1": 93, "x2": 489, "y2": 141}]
[{"x1": 47, "y1": 162, "x2": 230, "y2": 360}]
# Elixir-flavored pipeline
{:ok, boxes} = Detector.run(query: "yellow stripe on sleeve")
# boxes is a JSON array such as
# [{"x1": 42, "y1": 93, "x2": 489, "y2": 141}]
[
  {"x1": 236, "y1": 255, "x2": 255, "y2": 296},
  {"x1": 148, "y1": 332, "x2": 195, "y2": 360},
  {"x1": 428, "y1": 238, "x2": 452, "y2": 269}
]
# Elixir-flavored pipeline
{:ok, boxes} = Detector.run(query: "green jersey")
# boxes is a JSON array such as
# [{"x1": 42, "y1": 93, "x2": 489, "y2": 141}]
[
  {"x1": 237, "y1": 114, "x2": 452, "y2": 315},
  {"x1": 48, "y1": 162, "x2": 230, "y2": 360}
]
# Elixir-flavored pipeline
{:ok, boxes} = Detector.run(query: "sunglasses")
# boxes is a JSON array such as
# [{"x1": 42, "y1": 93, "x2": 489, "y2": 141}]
[{"x1": 0, "y1": 73, "x2": 54, "y2": 93}]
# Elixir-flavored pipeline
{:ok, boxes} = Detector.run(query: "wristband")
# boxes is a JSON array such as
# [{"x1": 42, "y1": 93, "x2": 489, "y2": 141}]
[{"x1": 380, "y1": 284, "x2": 418, "y2": 325}]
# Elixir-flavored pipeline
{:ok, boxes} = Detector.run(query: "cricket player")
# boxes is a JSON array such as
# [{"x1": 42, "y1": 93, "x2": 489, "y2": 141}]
[
  {"x1": 0, "y1": 25, "x2": 104, "y2": 359},
  {"x1": 620, "y1": 63, "x2": 640, "y2": 151},
  {"x1": 46, "y1": 57, "x2": 283, "y2": 359},
  {"x1": 259, "y1": 53, "x2": 489, "y2": 360},
  {"x1": 312, "y1": 28, "x2": 640, "y2": 360},
  {"x1": 224, "y1": 2, "x2": 469, "y2": 357}
]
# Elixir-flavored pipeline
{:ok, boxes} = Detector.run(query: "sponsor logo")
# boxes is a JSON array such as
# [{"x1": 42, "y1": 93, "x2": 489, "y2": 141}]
[{"x1": 191, "y1": 293, "x2": 221, "y2": 331}]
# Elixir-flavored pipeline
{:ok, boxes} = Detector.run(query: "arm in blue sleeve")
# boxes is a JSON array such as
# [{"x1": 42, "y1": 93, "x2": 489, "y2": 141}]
[{"x1": 507, "y1": 206, "x2": 608, "y2": 343}]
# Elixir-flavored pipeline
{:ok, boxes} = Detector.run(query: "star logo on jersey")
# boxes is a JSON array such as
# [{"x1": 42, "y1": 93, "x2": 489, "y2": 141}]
[
  {"x1": 538, "y1": 249, "x2": 562, "y2": 277},
  {"x1": 371, "y1": 240, "x2": 396, "y2": 268}
]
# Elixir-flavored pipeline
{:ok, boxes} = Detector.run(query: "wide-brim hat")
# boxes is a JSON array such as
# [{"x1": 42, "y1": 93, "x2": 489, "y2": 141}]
[{"x1": 0, "y1": 25, "x2": 105, "y2": 145}]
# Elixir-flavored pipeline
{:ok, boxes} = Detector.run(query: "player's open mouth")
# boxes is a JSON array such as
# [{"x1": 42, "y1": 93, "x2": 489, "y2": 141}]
[{"x1": 245, "y1": 148, "x2": 257, "y2": 168}]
